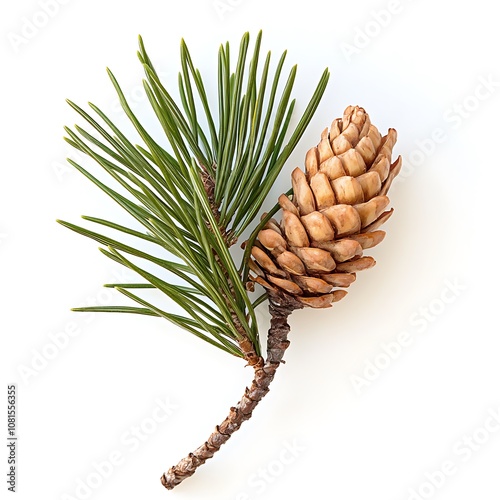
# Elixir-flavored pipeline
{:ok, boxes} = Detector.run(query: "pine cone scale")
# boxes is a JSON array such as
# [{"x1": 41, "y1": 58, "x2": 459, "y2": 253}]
[{"x1": 250, "y1": 106, "x2": 401, "y2": 308}]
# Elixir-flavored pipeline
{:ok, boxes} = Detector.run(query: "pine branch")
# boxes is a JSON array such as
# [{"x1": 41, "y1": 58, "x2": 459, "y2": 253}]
[
  {"x1": 60, "y1": 31, "x2": 329, "y2": 359},
  {"x1": 161, "y1": 291, "x2": 303, "y2": 489},
  {"x1": 58, "y1": 30, "x2": 337, "y2": 492},
  {"x1": 58, "y1": 30, "x2": 404, "y2": 494}
]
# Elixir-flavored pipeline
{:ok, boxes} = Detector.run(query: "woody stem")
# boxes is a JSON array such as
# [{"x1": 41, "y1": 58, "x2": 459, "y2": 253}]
[{"x1": 160, "y1": 292, "x2": 301, "y2": 490}]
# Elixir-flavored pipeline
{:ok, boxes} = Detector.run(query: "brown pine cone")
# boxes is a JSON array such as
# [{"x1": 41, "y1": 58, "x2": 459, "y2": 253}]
[{"x1": 250, "y1": 105, "x2": 402, "y2": 308}]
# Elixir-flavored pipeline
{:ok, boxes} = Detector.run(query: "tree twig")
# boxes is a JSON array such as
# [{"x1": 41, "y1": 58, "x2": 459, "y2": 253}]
[{"x1": 161, "y1": 291, "x2": 302, "y2": 490}]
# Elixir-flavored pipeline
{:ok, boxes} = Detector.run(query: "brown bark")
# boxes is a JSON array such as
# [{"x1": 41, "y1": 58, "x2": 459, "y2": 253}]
[
  {"x1": 160, "y1": 292, "x2": 302, "y2": 490},
  {"x1": 201, "y1": 166, "x2": 255, "y2": 362},
  {"x1": 200, "y1": 166, "x2": 237, "y2": 247}
]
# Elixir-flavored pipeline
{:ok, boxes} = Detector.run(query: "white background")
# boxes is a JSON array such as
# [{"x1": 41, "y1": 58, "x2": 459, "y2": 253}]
[{"x1": 2, "y1": 1, "x2": 500, "y2": 499}]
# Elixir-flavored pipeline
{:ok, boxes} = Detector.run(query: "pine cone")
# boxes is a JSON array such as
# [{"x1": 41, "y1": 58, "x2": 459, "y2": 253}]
[{"x1": 250, "y1": 105, "x2": 402, "y2": 308}]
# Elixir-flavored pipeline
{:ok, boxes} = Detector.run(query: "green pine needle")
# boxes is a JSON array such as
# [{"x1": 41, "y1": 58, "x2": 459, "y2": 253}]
[{"x1": 59, "y1": 32, "x2": 329, "y2": 358}]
